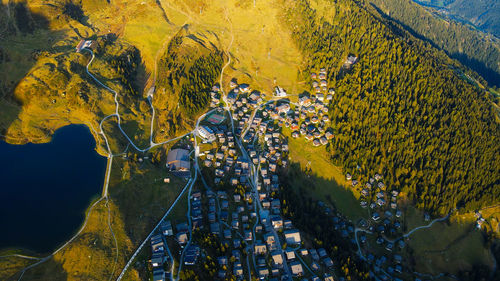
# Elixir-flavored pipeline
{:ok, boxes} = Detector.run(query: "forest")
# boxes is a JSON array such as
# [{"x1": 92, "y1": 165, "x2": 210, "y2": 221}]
[
  {"x1": 156, "y1": 32, "x2": 224, "y2": 116},
  {"x1": 281, "y1": 0, "x2": 500, "y2": 215},
  {"x1": 368, "y1": 0, "x2": 500, "y2": 87}
]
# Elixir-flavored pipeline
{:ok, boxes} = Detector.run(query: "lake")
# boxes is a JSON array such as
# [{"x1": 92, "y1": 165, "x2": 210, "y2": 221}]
[{"x1": 0, "y1": 125, "x2": 107, "y2": 253}]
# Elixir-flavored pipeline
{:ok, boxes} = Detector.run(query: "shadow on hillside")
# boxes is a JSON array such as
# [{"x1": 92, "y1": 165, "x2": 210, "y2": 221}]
[
  {"x1": 6, "y1": 257, "x2": 67, "y2": 281},
  {"x1": 369, "y1": 2, "x2": 500, "y2": 87},
  {"x1": 0, "y1": 1, "x2": 55, "y2": 138},
  {"x1": 282, "y1": 162, "x2": 367, "y2": 221}
]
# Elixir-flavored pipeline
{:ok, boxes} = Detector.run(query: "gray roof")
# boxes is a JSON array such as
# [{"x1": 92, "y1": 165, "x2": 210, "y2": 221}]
[{"x1": 167, "y1": 148, "x2": 190, "y2": 171}]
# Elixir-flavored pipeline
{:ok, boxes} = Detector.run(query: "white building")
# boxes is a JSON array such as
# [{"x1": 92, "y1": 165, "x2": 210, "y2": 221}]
[{"x1": 197, "y1": 126, "x2": 216, "y2": 142}]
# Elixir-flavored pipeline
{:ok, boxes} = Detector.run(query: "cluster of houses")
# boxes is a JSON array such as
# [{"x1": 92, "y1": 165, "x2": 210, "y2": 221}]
[
  {"x1": 290, "y1": 93, "x2": 334, "y2": 146},
  {"x1": 154, "y1": 77, "x2": 399, "y2": 280},
  {"x1": 148, "y1": 218, "x2": 203, "y2": 281},
  {"x1": 149, "y1": 232, "x2": 170, "y2": 281},
  {"x1": 346, "y1": 173, "x2": 410, "y2": 279}
]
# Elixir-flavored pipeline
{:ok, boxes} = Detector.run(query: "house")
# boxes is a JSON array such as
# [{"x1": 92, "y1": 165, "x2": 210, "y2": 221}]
[
  {"x1": 217, "y1": 270, "x2": 226, "y2": 279},
  {"x1": 160, "y1": 221, "x2": 173, "y2": 236},
  {"x1": 317, "y1": 248, "x2": 327, "y2": 258},
  {"x1": 75, "y1": 40, "x2": 93, "y2": 52},
  {"x1": 274, "y1": 86, "x2": 287, "y2": 97},
  {"x1": 176, "y1": 232, "x2": 188, "y2": 245},
  {"x1": 244, "y1": 230, "x2": 253, "y2": 241},
  {"x1": 264, "y1": 233, "x2": 276, "y2": 247},
  {"x1": 239, "y1": 83, "x2": 250, "y2": 92},
  {"x1": 323, "y1": 257, "x2": 334, "y2": 267},
  {"x1": 290, "y1": 261, "x2": 304, "y2": 276},
  {"x1": 233, "y1": 265, "x2": 244, "y2": 276},
  {"x1": 284, "y1": 229, "x2": 301, "y2": 245},
  {"x1": 254, "y1": 241, "x2": 267, "y2": 255},
  {"x1": 184, "y1": 244, "x2": 200, "y2": 265},
  {"x1": 210, "y1": 222, "x2": 220, "y2": 235},
  {"x1": 151, "y1": 252, "x2": 165, "y2": 267},
  {"x1": 166, "y1": 148, "x2": 190, "y2": 177},
  {"x1": 271, "y1": 216, "x2": 283, "y2": 230},
  {"x1": 271, "y1": 251, "x2": 283, "y2": 265},
  {"x1": 151, "y1": 234, "x2": 165, "y2": 252},
  {"x1": 258, "y1": 267, "x2": 269, "y2": 279},
  {"x1": 309, "y1": 249, "x2": 319, "y2": 260},
  {"x1": 285, "y1": 249, "x2": 296, "y2": 260},
  {"x1": 324, "y1": 273, "x2": 335, "y2": 281},
  {"x1": 153, "y1": 268, "x2": 166, "y2": 281},
  {"x1": 217, "y1": 256, "x2": 228, "y2": 266},
  {"x1": 345, "y1": 55, "x2": 358, "y2": 66}
]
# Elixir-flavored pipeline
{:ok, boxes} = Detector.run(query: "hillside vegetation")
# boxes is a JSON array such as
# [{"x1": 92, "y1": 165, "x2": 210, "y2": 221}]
[
  {"x1": 282, "y1": 0, "x2": 499, "y2": 214},
  {"x1": 0, "y1": 0, "x2": 499, "y2": 280},
  {"x1": 415, "y1": 0, "x2": 500, "y2": 38},
  {"x1": 368, "y1": 0, "x2": 500, "y2": 88}
]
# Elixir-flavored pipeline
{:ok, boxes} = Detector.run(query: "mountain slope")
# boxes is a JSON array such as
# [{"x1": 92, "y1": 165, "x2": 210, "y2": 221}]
[
  {"x1": 369, "y1": 0, "x2": 500, "y2": 87},
  {"x1": 281, "y1": 0, "x2": 499, "y2": 214},
  {"x1": 415, "y1": 0, "x2": 500, "y2": 38}
]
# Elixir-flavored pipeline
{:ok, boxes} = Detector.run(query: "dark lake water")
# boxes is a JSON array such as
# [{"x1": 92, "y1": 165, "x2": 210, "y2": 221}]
[{"x1": 0, "y1": 124, "x2": 106, "y2": 253}]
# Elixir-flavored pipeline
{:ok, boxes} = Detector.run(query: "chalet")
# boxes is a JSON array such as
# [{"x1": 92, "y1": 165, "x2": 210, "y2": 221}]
[
  {"x1": 210, "y1": 222, "x2": 220, "y2": 235},
  {"x1": 310, "y1": 249, "x2": 319, "y2": 260},
  {"x1": 285, "y1": 248, "x2": 295, "y2": 260},
  {"x1": 75, "y1": 40, "x2": 93, "y2": 52},
  {"x1": 160, "y1": 221, "x2": 173, "y2": 236},
  {"x1": 258, "y1": 267, "x2": 269, "y2": 279},
  {"x1": 345, "y1": 55, "x2": 358, "y2": 65},
  {"x1": 274, "y1": 86, "x2": 287, "y2": 97},
  {"x1": 239, "y1": 83, "x2": 250, "y2": 92},
  {"x1": 313, "y1": 138, "x2": 321, "y2": 146},
  {"x1": 152, "y1": 269, "x2": 165, "y2": 281},
  {"x1": 233, "y1": 266, "x2": 244, "y2": 276},
  {"x1": 271, "y1": 216, "x2": 283, "y2": 230},
  {"x1": 244, "y1": 230, "x2": 253, "y2": 241},
  {"x1": 323, "y1": 257, "x2": 334, "y2": 267},
  {"x1": 290, "y1": 261, "x2": 304, "y2": 276},
  {"x1": 151, "y1": 252, "x2": 165, "y2": 267},
  {"x1": 318, "y1": 248, "x2": 327, "y2": 258},
  {"x1": 184, "y1": 244, "x2": 200, "y2": 265},
  {"x1": 284, "y1": 229, "x2": 301, "y2": 245},
  {"x1": 254, "y1": 241, "x2": 267, "y2": 254},
  {"x1": 324, "y1": 273, "x2": 335, "y2": 281},
  {"x1": 264, "y1": 232, "x2": 276, "y2": 247},
  {"x1": 311, "y1": 261, "x2": 320, "y2": 271},
  {"x1": 176, "y1": 232, "x2": 188, "y2": 245},
  {"x1": 271, "y1": 251, "x2": 283, "y2": 265}
]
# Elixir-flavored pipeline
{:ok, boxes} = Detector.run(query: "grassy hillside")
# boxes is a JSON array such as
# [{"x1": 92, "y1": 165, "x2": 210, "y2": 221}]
[{"x1": 0, "y1": 0, "x2": 498, "y2": 280}]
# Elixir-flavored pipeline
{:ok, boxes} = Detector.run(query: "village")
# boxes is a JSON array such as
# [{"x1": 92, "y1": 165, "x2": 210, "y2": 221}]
[{"x1": 144, "y1": 69, "x2": 416, "y2": 281}]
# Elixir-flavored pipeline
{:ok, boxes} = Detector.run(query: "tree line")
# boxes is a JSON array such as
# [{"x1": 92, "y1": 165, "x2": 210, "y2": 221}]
[{"x1": 281, "y1": 0, "x2": 499, "y2": 215}]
